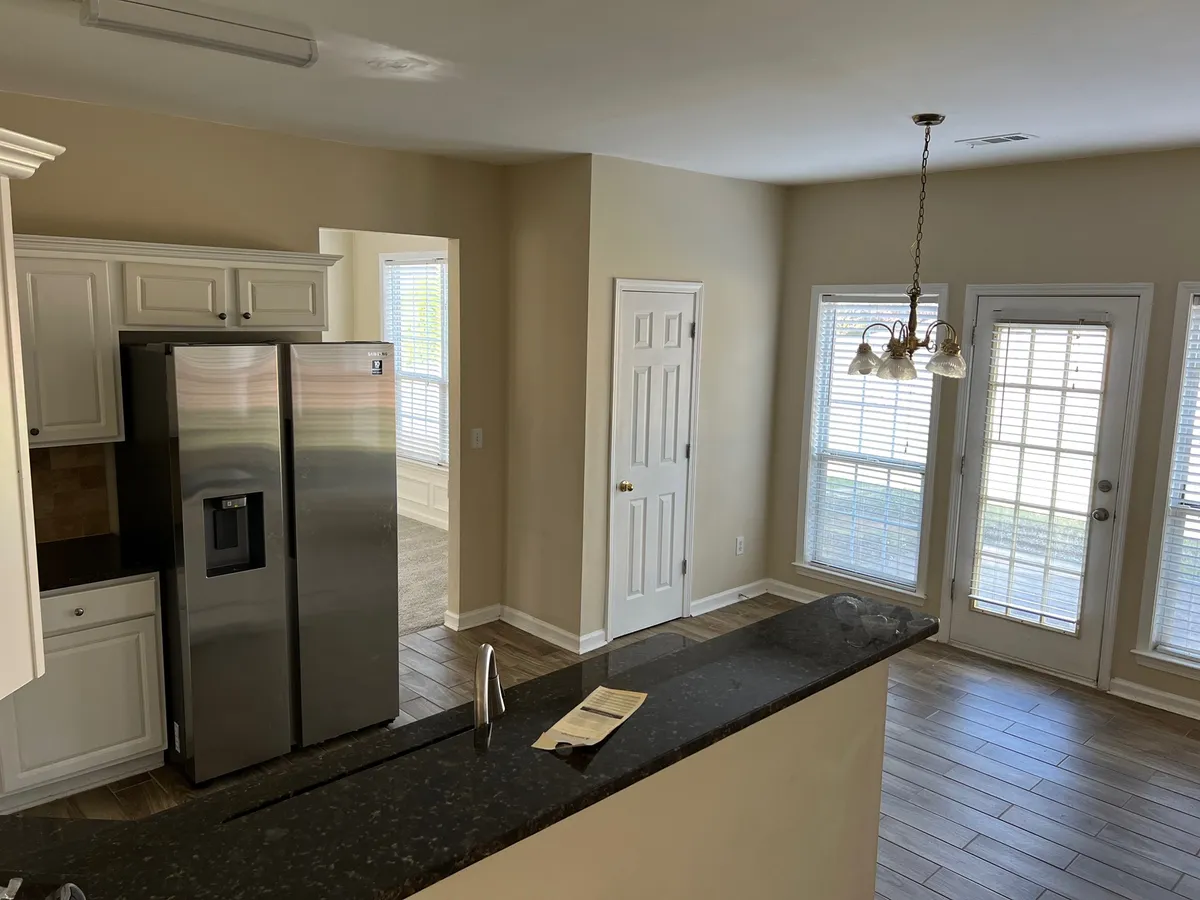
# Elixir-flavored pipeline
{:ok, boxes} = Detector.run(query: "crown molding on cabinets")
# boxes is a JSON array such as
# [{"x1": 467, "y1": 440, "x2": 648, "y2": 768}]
[
  {"x1": 0, "y1": 129, "x2": 65, "y2": 180},
  {"x1": 13, "y1": 235, "x2": 340, "y2": 268}
]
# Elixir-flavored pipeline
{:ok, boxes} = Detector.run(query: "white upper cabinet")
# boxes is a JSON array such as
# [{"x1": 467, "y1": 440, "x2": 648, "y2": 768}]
[
  {"x1": 13, "y1": 236, "x2": 338, "y2": 333},
  {"x1": 16, "y1": 257, "x2": 122, "y2": 446},
  {"x1": 0, "y1": 126, "x2": 64, "y2": 703},
  {"x1": 122, "y1": 261, "x2": 229, "y2": 327},
  {"x1": 236, "y1": 267, "x2": 327, "y2": 329}
]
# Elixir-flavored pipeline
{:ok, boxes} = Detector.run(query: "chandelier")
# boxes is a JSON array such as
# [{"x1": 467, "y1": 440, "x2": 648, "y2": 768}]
[{"x1": 848, "y1": 113, "x2": 966, "y2": 381}]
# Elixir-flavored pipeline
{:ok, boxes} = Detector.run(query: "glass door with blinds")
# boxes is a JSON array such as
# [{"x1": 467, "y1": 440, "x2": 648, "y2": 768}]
[{"x1": 950, "y1": 294, "x2": 1140, "y2": 682}]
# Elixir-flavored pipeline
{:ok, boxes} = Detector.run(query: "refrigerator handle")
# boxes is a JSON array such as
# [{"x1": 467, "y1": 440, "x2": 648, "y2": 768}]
[{"x1": 282, "y1": 415, "x2": 298, "y2": 561}]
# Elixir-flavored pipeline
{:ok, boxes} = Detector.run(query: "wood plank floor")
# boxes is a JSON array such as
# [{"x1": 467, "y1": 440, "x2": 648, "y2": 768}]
[{"x1": 24, "y1": 593, "x2": 1200, "y2": 900}]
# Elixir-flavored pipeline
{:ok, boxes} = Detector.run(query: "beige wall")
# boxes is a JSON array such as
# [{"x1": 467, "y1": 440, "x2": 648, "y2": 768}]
[
  {"x1": 0, "y1": 90, "x2": 508, "y2": 617},
  {"x1": 506, "y1": 157, "x2": 593, "y2": 632},
  {"x1": 347, "y1": 230, "x2": 449, "y2": 341},
  {"x1": 582, "y1": 157, "x2": 784, "y2": 633},
  {"x1": 770, "y1": 146, "x2": 1200, "y2": 699},
  {"x1": 317, "y1": 227, "x2": 354, "y2": 342}
]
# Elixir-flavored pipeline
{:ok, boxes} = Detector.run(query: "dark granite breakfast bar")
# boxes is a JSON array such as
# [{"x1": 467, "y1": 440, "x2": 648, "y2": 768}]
[{"x1": 0, "y1": 594, "x2": 936, "y2": 899}]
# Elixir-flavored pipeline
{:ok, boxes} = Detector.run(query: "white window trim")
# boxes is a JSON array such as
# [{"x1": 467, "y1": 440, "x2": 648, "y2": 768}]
[
  {"x1": 1135, "y1": 281, "x2": 1200, "y2": 681},
  {"x1": 379, "y1": 251, "x2": 450, "y2": 468},
  {"x1": 794, "y1": 283, "x2": 949, "y2": 602},
  {"x1": 941, "y1": 283, "x2": 1153, "y2": 684}
]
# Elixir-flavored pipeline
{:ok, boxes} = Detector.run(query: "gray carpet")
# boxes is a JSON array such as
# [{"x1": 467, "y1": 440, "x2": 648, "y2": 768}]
[{"x1": 398, "y1": 515, "x2": 449, "y2": 635}]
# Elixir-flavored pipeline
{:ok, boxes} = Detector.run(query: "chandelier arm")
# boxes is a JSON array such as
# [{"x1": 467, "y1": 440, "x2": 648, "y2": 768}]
[
  {"x1": 860, "y1": 322, "x2": 897, "y2": 344},
  {"x1": 924, "y1": 319, "x2": 959, "y2": 346}
]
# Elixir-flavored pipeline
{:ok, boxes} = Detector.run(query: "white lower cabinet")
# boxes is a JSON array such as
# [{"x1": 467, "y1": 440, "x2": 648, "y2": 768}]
[{"x1": 0, "y1": 575, "x2": 165, "y2": 809}]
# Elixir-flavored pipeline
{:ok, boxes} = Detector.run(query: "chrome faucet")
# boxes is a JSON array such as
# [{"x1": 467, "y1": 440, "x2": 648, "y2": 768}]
[{"x1": 474, "y1": 643, "x2": 506, "y2": 728}]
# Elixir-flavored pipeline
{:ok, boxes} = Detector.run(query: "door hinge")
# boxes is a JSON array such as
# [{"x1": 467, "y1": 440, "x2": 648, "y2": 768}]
[
  {"x1": 971, "y1": 326, "x2": 976, "y2": 346},
  {"x1": 682, "y1": 559, "x2": 688, "y2": 576},
  {"x1": 690, "y1": 322, "x2": 697, "y2": 339},
  {"x1": 685, "y1": 442, "x2": 691, "y2": 459},
  {"x1": 950, "y1": 578, "x2": 956, "y2": 600},
  {"x1": 960, "y1": 455, "x2": 965, "y2": 474}
]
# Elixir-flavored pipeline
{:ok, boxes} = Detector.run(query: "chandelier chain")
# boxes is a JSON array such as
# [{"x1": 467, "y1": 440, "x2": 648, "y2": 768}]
[{"x1": 911, "y1": 124, "x2": 931, "y2": 299}]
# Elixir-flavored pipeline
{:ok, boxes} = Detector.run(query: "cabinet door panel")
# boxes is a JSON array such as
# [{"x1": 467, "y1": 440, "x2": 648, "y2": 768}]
[
  {"x1": 236, "y1": 268, "x2": 326, "y2": 329},
  {"x1": 122, "y1": 262, "x2": 228, "y2": 327},
  {"x1": 0, "y1": 616, "x2": 164, "y2": 793},
  {"x1": 16, "y1": 258, "x2": 120, "y2": 445}
]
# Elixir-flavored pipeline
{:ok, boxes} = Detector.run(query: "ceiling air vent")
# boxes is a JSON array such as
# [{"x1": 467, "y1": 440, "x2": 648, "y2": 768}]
[{"x1": 955, "y1": 133, "x2": 1038, "y2": 149}]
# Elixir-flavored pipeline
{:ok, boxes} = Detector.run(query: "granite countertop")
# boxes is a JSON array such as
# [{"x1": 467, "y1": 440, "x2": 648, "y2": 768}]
[
  {"x1": 1, "y1": 594, "x2": 936, "y2": 900},
  {"x1": 37, "y1": 534, "x2": 158, "y2": 592}
]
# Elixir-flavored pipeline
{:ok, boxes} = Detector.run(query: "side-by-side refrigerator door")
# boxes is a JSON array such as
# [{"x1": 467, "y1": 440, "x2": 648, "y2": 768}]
[
  {"x1": 288, "y1": 343, "x2": 399, "y2": 746},
  {"x1": 173, "y1": 344, "x2": 292, "y2": 782}
]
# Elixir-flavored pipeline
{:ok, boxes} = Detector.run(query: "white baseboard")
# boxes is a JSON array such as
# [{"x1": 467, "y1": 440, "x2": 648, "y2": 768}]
[
  {"x1": 444, "y1": 604, "x2": 502, "y2": 631},
  {"x1": 449, "y1": 579, "x2": 821, "y2": 657},
  {"x1": 690, "y1": 578, "x2": 771, "y2": 616},
  {"x1": 578, "y1": 630, "x2": 608, "y2": 654},
  {"x1": 398, "y1": 506, "x2": 449, "y2": 530},
  {"x1": 0, "y1": 750, "x2": 163, "y2": 814},
  {"x1": 688, "y1": 577, "x2": 823, "y2": 617},
  {"x1": 763, "y1": 579, "x2": 824, "y2": 604},
  {"x1": 500, "y1": 607, "x2": 607, "y2": 655},
  {"x1": 1109, "y1": 678, "x2": 1200, "y2": 722}
]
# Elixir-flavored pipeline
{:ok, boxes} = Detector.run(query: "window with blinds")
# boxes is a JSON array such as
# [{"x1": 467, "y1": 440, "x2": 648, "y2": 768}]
[
  {"x1": 381, "y1": 257, "x2": 449, "y2": 466},
  {"x1": 1152, "y1": 296, "x2": 1200, "y2": 660},
  {"x1": 804, "y1": 295, "x2": 937, "y2": 588}
]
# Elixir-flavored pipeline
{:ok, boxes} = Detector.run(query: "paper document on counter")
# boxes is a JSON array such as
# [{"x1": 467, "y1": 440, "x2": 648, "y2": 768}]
[{"x1": 533, "y1": 686, "x2": 647, "y2": 750}]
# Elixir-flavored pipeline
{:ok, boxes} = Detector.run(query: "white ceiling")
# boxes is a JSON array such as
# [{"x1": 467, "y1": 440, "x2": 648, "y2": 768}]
[{"x1": 3, "y1": 0, "x2": 1200, "y2": 183}]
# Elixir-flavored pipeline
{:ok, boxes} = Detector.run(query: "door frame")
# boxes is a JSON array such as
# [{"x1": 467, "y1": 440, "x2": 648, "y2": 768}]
[
  {"x1": 940, "y1": 283, "x2": 1153, "y2": 688},
  {"x1": 605, "y1": 278, "x2": 705, "y2": 642}
]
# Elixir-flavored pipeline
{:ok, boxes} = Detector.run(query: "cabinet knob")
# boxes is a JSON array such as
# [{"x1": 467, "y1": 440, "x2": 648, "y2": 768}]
[
  {"x1": 242, "y1": 312, "x2": 252, "y2": 320},
  {"x1": 218, "y1": 312, "x2": 228, "y2": 320},
  {"x1": 29, "y1": 427, "x2": 39, "y2": 436},
  {"x1": 73, "y1": 607, "x2": 85, "y2": 617}
]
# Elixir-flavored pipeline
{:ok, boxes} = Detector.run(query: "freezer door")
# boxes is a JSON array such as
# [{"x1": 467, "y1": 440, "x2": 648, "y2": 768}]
[
  {"x1": 288, "y1": 343, "x2": 400, "y2": 745},
  {"x1": 173, "y1": 344, "x2": 292, "y2": 782}
]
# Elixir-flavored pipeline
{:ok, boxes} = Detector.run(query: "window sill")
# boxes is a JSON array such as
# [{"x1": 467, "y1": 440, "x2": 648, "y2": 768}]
[
  {"x1": 396, "y1": 456, "x2": 449, "y2": 474},
  {"x1": 1131, "y1": 647, "x2": 1200, "y2": 682},
  {"x1": 791, "y1": 562, "x2": 927, "y2": 609}
]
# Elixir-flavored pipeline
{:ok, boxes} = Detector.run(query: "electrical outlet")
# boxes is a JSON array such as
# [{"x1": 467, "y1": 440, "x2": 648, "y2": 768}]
[
  {"x1": 735, "y1": 536, "x2": 744, "y2": 556},
  {"x1": 470, "y1": 428, "x2": 484, "y2": 449}
]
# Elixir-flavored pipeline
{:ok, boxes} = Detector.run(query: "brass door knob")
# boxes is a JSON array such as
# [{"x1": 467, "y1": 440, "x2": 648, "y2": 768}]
[{"x1": 618, "y1": 480, "x2": 635, "y2": 493}]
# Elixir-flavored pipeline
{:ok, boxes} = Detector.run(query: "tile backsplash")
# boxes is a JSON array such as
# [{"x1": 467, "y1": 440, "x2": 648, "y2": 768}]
[{"x1": 30, "y1": 444, "x2": 112, "y2": 542}]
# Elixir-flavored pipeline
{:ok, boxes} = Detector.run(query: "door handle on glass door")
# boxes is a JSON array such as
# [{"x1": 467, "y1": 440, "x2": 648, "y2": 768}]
[
  {"x1": 1092, "y1": 508, "x2": 1110, "y2": 522},
  {"x1": 618, "y1": 481, "x2": 634, "y2": 492}
]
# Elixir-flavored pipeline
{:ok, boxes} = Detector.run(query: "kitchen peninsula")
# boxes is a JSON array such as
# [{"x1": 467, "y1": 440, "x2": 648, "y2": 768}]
[{"x1": 0, "y1": 594, "x2": 936, "y2": 899}]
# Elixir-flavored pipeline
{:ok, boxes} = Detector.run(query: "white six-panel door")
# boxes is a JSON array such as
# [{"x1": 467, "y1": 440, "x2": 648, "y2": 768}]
[{"x1": 608, "y1": 281, "x2": 700, "y2": 639}]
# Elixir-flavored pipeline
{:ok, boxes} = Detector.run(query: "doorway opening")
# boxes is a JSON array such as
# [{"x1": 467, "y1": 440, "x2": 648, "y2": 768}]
[
  {"x1": 318, "y1": 229, "x2": 453, "y2": 638},
  {"x1": 945, "y1": 285, "x2": 1151, "y2": 685}
]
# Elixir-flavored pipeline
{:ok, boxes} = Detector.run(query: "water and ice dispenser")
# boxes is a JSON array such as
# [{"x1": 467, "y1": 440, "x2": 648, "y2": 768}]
[{"x1": 203, "y1": 493, "x2": 266, "y2": 577}]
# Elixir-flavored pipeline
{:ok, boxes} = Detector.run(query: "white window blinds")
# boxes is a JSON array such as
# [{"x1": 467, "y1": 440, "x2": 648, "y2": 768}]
[
  {"x1": 381, "y1": 257, "x2": 449, "y2": 466},
  {"x1": 1152, "y1": 296, "x2": 1200, "y2": 659},
  {"x1": 805, "y1": 295, "x2": 937, "y2": 588}
]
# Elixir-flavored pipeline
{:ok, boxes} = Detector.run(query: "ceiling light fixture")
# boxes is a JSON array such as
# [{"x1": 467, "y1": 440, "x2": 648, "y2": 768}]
[
  {"x1": 365, "y1": 53, "x2": 447, "y2": 80},
  {"x1": 848, "y1": 114, "x2": 966, "y2": 382},
  {"x1": 79, "y1": 0, "x2": 318, "y2": 68}
]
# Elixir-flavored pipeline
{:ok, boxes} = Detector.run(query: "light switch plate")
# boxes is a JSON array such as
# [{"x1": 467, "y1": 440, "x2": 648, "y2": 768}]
[
  {"x1": 470, "y1": 428, "x2": 484, "y2": 449},
  {"x1": 735, "y1": 536, "x2": 744, "y2": 556}
]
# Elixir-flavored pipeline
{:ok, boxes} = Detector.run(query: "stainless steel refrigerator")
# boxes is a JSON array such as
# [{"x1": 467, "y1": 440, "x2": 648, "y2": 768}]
[{"x1": 117, "y1": 343, "x2": 399, "y2": 784}]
